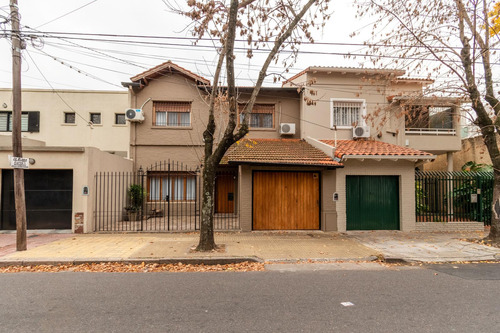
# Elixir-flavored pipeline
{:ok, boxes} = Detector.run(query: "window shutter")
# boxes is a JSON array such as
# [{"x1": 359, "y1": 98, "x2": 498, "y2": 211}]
[
  {"x1": 154, "y1": 102, "x2": 191, "y2": 112},
  {"x1": 28, "y1": 111, "x2": 40, "y2": 132}
]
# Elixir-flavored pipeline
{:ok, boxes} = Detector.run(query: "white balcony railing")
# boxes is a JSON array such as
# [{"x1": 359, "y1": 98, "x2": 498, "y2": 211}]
[{"x1": 405, "y1": 128, "x2": 456, "y2": 135}]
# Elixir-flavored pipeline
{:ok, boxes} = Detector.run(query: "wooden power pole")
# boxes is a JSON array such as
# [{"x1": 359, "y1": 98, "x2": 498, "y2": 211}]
[{"x1": 10, "y1": 0, "x2": 27, "y2": 251}]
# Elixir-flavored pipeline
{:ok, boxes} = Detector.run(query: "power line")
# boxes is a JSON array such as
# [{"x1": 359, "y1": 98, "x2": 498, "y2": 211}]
[
  {"x1": 35, "y1": 0, "x2": 99, "y2": 29},
  {"x1": 17, "y1": 30, "x2": 500, "y2": 67},
  {"x1": 18, "y1": 29, "x2": 500, "y2": 51},
  {"x1": 26, "y1": 49, "x2": 110, "y2": 125}
]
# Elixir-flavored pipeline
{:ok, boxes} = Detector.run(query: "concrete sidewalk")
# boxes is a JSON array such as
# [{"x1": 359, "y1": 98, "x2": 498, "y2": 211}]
[
  {"x1": 0, "y1": 230, "x2": 499, "y2": 266},
  {"x1": 350, "y1": 230, "x2": 500, "y2": 263},
  {"x1": 0, "y1": 232, "x2": 378, "y2": 265}
]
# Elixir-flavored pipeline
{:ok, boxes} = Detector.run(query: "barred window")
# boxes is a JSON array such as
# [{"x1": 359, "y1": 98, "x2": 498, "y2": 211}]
[
  {"x1": 238, "y1": 103, "x2": 274, "y2": 129},
  {"x1": 153, "y1": 101, "x2": 191, "y2": 127},
  {"x1": 330, "y1": 100, "x2": 365, "y2": 127}
]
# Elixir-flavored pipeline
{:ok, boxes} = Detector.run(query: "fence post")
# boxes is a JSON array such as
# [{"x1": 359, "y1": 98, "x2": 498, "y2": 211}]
[
  {"x1": 477, "y1": 174, "x2": 483, "y2": 223},
  {"x1": 139, "y1": 166, "x2": 144, "y2": 232},
  {"x1": 167, "y1": 161, "x2": 170, "y2": 231}
]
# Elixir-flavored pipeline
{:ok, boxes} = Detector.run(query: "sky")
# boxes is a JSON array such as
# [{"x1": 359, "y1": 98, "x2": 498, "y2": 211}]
[{"x1": 0, "y1": 0, "x2": 381, "y2": 91}]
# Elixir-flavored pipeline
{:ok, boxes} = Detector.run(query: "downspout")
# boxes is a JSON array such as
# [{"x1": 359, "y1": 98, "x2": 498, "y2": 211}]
[{"x1": 133, "y1": 91, "x2": 138, "y2": 171}]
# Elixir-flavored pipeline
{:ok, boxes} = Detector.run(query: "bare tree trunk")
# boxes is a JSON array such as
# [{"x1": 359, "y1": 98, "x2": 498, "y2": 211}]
[
  {"x1": 195, "y1": 0, "x2": 320, "y2": 251},
  {"x1": 197, "y1": 162, "x2": 217, "y2": 251}
]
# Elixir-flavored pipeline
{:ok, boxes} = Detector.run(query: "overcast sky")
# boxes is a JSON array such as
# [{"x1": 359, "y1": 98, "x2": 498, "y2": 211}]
[{"x1": 0, "y1": 0, "x2": 385, "y2": 91}]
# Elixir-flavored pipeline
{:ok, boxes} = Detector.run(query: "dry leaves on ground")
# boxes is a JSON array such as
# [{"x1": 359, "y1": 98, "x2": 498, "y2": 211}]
[
  {"x1": 0, "y1": 261, "x2": 265, "y2": 273},
  {"x1": 461, "y1": 238, "x2": 500, "y2": 249}
]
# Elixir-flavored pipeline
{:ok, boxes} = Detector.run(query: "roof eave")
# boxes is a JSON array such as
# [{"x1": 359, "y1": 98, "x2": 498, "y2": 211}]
[
  {"x1": 227, "y1": 160, "x2": 343, "y2": 169},
  {"x1": 341, "y1": 154, "x2": 436, "y2": 162}
]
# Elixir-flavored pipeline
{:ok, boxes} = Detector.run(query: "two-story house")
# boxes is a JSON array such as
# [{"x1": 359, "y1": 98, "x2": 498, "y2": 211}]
[
  {"x1": 0, "y1": 89, "x2": 132, "y2": 232},
  {"x1": 122, "y1": 61, "x2": 462, "y2": 232}
]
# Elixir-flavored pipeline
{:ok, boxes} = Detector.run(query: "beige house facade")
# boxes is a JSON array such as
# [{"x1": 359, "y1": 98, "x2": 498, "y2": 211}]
[
  {"x1": 0, "y1": 89, "x2": 130, "y2": 157},
  {"x1": 0, "y1": 89, "x2": 132, "y2": 233},
  {"x1": 120, "y1": 62, "x2": 463, "y2": 233}
]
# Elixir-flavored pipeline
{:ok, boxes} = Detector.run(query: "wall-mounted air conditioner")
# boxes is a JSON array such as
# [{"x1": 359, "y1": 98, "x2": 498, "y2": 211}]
[
  {"x1": 125, "y1": 108, "x2": 144, "y2": 122},
  {"x1": 352, "y1": 126, "x2": 370, "y2": 139},
  {"x1": 280, "y1": 123, "x2": 296, "y2": 135}
]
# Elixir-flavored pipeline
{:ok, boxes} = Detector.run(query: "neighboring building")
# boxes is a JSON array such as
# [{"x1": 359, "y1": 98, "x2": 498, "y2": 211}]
[
  {"x1": 424, "y1": 135, "x2": 494, "y2": 171},
  {"x1": 0, "y1": 89, "x2": 132, "y2": 233},
  {"x1": 0, "y1": 89, "x2": 130, "y2": 157},
  {"x1": 121, "y1": 61, "x2": 463, "y2": 232}
]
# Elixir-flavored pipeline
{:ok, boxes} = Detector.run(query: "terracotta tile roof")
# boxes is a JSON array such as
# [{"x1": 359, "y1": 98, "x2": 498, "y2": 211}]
[
  {"x1": 321, "y1": 140, "x2": 433, "y2": 159},
  {"x1": 225, "y1": 139, "x2": 342, "y2": 167},
  {"x1": 130, "y1": 61, "x2": 210, "y2": 85}
]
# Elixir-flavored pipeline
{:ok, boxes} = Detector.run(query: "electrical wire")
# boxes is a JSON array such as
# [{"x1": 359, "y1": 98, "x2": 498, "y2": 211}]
[
  {"x1": 35, "y1": 0, "x2": 99, "y2": 29},
  {"x1": 25, "y1": 49, "x2": 96, "y2": 125}
]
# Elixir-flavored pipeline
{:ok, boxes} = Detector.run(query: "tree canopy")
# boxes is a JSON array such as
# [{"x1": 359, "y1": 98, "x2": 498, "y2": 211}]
[{"x1": 356, "y1": 0, "x2": 500, "y2": 242}]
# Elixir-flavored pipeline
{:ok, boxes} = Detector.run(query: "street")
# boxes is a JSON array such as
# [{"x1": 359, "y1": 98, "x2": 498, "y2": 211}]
[{"x1": 1, "y1": 263, "x2": 499, "y2": 333}]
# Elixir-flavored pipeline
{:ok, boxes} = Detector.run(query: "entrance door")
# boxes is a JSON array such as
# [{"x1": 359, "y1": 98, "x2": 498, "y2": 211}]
[
  {"x1": 346, "y1": 176, "x2": 399, "y2": 230},
  {"x1": 1, "y1": 169, "x2": 73, "y2": 229},
  {"x1": 215, "y1": 174, "x2": 235, "y2": 213},
  {"x1": 253, "y1": 171, "x2": 320, "y2": 230}
]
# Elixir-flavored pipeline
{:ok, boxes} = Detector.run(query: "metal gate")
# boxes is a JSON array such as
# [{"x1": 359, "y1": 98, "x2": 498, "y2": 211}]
[
  {"x1": 415, "y1": 171, "x2": 493, "y2": 225},
  {"x1": 93, "y1": 161, "x2": 240, "y2": 232},
  {"x1": 1, "y1": 169, "x2": 73, "y2": 230}
]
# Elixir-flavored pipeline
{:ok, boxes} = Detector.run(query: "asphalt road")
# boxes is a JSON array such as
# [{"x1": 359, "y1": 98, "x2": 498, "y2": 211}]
[{"x1": 1, "y1": 264, "x2": 499, "y2": 333}]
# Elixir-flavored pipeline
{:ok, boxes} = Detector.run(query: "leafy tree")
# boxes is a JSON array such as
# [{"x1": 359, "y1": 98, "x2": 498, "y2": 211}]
[
  {"x1": 169, "y1": 0, "x2": 331, "y2": 251},
  {"x1": 488, "y1": 1, "x2": 500, "y2": 36},
  {"x1": 462, "y1": 161, "x2": 493, "y2": 172},
  {"x1": 356, "y1": 0, "x2": 500, "y2": 243}
]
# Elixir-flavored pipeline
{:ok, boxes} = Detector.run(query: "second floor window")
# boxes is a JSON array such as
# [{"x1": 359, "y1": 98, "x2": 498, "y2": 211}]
[
  {"x1": 238, "y1": 103, "x2": 274, "y2": 129},
  {"x1": 153, "y1": 101, "x2": 191, "y2": 127},
  {"x1": 331, "y1": 99, "x2": 365, "y2": 127},
  {"x1": 64, "y1": 112, "x2": 76, "y2": 124},
  {"x1": 90, "y1": 113, "x2": 101, "y2": 125},
  {"x1": 405, "y1": 106, "x2": 454, "y2": 130},
  {"x1": 0, "y1": 111, "x2": 39, "y2": 132},
  {"x1": 115, "y1": 113, "x2": 126, "y2": 125}
]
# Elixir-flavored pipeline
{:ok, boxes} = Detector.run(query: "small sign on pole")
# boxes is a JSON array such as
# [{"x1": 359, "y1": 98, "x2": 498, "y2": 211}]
[{"x1": 8, "y1": 155, "x2": 29, "y2": 169}]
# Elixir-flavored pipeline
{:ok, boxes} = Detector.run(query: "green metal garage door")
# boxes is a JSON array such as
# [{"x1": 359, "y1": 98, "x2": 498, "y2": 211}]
[{"x1": 346, "y1": 176, "x2": 399, "y2": 230}]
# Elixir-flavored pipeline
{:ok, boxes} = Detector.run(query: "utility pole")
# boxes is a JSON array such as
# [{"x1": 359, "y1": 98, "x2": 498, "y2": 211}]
[{"x1": 10, "y1": 0, "x2": 27, "y2": 251}]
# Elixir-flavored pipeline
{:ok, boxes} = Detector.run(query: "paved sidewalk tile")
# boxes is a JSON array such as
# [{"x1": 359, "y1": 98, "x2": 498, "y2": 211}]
[{"x1": 349, "y1": 231, "x2": 500, "y2": 262}]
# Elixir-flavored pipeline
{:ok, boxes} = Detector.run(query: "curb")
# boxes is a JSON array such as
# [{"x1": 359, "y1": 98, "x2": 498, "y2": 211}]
[
  {"x1": 380, "y1": 256, "x2": 500, "y2": 264},
  {"x1": 0, "y1": 256, "x2": 263, "y2": 267},
  {"x1": 264, "y1": 255, "x2": 379, "y2": 263}
]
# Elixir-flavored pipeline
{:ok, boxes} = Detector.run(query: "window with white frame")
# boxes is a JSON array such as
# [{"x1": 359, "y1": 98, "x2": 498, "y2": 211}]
[
  {"x1": 153, "y1": 101, "x2": 191, "y2": 127},
  {"x1": 330, "y1": 99, "x2": 366, "y2": 127}
]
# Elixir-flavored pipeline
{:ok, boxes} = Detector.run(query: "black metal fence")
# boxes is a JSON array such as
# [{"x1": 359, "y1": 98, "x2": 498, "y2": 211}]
[
  {"x1": 93, "y1": 161, "x2": 240, "y2": 232},
  {"x1": 415, "y1": 171, "x2": 493, "y2": 225}
]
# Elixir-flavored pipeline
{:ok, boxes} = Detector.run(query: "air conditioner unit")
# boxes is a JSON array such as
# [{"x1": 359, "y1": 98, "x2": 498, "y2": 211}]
[
  {"x1": 280, "y1": 123, "x2": 296, "y2": 135},
  {"x1": 125, "y1": 108, "x2": 144, "y2": 122},
  {"x1": 352, "y1": 126, "x2": 370, "y2": 139}
]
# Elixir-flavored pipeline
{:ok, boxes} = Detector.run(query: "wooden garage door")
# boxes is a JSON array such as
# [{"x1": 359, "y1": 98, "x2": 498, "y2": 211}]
[
  {"x1": 253, "y1": 171, "x2": 320, "y2": 230},
  {"x1": 346, "y1": 176, "x2": 399, "y2": 230}
]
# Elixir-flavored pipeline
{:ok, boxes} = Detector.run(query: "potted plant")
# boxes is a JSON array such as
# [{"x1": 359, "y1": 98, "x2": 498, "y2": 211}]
[{"x1": 126, "y1": 184, "x2": 145, "y2": 221}]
